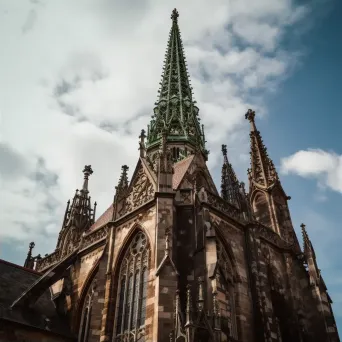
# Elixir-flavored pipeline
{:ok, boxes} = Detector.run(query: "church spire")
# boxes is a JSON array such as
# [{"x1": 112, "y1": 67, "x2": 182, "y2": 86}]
[
  {"x1": 245, "y1": 109, "x2": 278, "y2": 188},
  {"x1": 221, "y1": 144, "x2": 240, "y2": 207},
  {"x1": 60, "y1": 166, "x2": 95, "y2": 234},
  {"x1": 146, "y1": 9, "x2": 206, "y2": 158},
  {"x1": 115, "y1": 165, "x2": 129, "y2": 201}
]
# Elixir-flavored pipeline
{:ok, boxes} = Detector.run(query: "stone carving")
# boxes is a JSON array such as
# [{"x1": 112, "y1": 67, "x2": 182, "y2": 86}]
[
  {"x1": 36, "y1": 226, "x2": 108, "y2": 271},
  {"x1": 80, "y1": 226, "x2": 109, "y2": 251},
  {"x1": 119, "y1": 167, "x2": 155, "y2": 217},
  {"x1": 256, "y1": 223, "x2": 293, "y2": 250},
  {"x1": 180, "y1": 189, "x2": 192, "y2": 204},
  {"x1": 36, "y1": 250, "x2": 60, "y2": 272},
  {"x1": 205, "y1": 191, "x2": 241, "y2": 222}
]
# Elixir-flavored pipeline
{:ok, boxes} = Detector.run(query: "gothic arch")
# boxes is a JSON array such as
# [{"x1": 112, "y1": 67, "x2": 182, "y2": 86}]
[
  {"x1": 214, "y1": 236, "x2": 239, "y2": 341},
  {"x1": 267, "y1": 265, "x2": 301, "y2": 342},
  {"x1": 214, "y1": 223, "x2": 239, "y2": 282},
  {"x1": 73, "y1": 256, "x2": 101, "y2": 333},
  {"x1": 251, "y1": 191, "x2": 272, "y2": 228},
  {"x1": 112, "y1": 223, "x2": 153, "y2": 274},
  {"x1": 112, "y1": 227, "x2": 151, "y2": 342}
]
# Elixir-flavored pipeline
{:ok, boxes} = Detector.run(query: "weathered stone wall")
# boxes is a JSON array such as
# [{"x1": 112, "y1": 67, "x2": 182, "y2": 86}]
[{"x1": 210, "y1": 213, "x2": 255, "y2": 342}]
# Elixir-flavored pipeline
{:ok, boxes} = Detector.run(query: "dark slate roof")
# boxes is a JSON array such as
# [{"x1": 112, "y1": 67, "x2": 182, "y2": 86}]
[{"x1": 0, "y1": 259, "x2": 74, "y2": 338}]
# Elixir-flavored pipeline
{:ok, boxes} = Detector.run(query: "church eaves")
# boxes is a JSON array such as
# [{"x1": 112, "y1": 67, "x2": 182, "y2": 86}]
[{"x1": 146, "y1": 9, "x2": 207, "y2": 157}]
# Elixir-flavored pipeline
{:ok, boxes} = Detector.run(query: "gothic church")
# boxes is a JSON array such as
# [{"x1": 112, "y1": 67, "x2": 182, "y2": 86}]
[{"x1": 0, "y1": 8, "x2": 339, "y2": 342}]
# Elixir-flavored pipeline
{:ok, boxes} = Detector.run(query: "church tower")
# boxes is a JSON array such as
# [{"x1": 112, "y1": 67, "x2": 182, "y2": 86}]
[{"x1": 5, "y1": 8, "x2": 339, "y2": 342}]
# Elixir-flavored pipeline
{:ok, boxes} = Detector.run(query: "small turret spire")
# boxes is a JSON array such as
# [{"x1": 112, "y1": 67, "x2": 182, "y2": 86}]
[
  {"x1": 56, "y1": 166, "x2": 96, "y2": 250},
  {"x1": 24, "y1": 242, "x2": 35, "y2": 268},
  {"x1": 81, "y1": 165, "x2": 93, "y2": 194},
  {"x1": 115, "y1": 165, "x2": 129, "y2": 198},
  {"x1": 301, "y1": 223, "x2": 315, "y2": 258},
  {"x1": 221, "y1": 144, "x2": 240, "y2": 207},
  {"x1": 139, "y1": 129, "x2": 146, "y2": 158},
  {"x1": 245, "y1": 109, "x2": 278, "y2": 188}
]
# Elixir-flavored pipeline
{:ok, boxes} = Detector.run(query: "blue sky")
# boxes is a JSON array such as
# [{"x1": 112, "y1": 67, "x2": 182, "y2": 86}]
[{"x1": 0, "y1": 0, "x2": 341, "y2": 334}]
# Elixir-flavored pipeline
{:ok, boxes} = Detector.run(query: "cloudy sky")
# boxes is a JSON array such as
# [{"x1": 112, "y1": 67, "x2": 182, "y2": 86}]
[{"x1": 1, "y1": 0, "x2": 341, "y2": 331}]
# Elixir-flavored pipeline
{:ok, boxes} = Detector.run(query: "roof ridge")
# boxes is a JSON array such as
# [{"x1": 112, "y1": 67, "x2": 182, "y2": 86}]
[{"x1": 0, "y1": 258, "x2": 41, "y2": 275}]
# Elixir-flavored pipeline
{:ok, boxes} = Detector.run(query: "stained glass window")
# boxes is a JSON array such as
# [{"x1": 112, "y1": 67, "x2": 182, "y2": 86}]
[{"x1": 115, "y1": 231, "x2": 150, "y2": 342}]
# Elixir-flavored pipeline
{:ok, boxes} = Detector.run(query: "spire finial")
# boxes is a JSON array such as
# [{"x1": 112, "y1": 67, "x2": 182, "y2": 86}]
[
  {"x1": 139, "y1": 129, "x2": 146, "y2": 158},
  {"x1": 28, "y1": 242, "x2": 35, "y2": 255},
  {"x1": 221, "y1": 144, "x2": 240, "y2": 206},
  {"x1": 245, "y1": 108, "x2": 256, "y2": 122},
  {"x1": 24, "y1": 242, "x2": 35, "y2": 268},
  {"x1": 221, "y1": 144, "x2": 227, "y2": 156},
  {"x1": 82, "y1": 165, "x2": 93, "y2": 192},
  {"x1": 171, "y1": 8, "x2": 179, "y2": 22},
  {"x1": 115, "y1": 165, "x2": 129, "y2": 197}
]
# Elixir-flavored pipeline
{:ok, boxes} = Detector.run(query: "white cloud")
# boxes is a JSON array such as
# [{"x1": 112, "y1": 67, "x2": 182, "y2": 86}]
[
  {"x1": 0, "y1": 0, "x2": 311, "y2": 255},
  {"x1": 281, "y1": 149, "x2": 342, "y2": 193}
]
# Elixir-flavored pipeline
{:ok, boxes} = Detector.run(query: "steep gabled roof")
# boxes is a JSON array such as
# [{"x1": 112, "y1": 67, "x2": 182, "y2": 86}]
[
  {"x1": 173, "y1": 154, "x2": 195, "y2": 189},
  {"x1": 0, "y1": 259, "x2": 73, "y2": 338},
  {"x1": 89, "y1": 204, "x2": 114, "y2": 232}
]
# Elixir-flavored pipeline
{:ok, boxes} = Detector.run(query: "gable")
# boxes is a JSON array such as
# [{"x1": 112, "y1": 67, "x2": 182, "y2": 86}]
[
  {"x1": 117, "y1": 158, "x2": 156, "y2": 218},
  {"x1": 175, "y1": 153, "x2": 219, "y2": 195}
]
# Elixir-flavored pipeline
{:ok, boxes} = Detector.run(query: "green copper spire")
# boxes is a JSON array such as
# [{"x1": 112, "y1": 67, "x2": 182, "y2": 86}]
[{"x1": 146, "y1": 9, "x2": 206, "y2": 158}]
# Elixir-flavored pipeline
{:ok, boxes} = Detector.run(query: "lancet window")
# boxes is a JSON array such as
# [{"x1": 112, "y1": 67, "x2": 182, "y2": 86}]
[
  {"x1": 216, "y1": 241, "x2": 238, "y2": 341},
  {"x1": 78, "y1": 277, "x2": 97, "y2": 342},
  {"x1": 114, "y1": 231, "x2": 150, "y2": 342}
]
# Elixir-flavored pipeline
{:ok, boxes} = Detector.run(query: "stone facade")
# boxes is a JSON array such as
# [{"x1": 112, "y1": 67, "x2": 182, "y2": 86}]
[{"x1": 0, "y1": 8, "x2": 339, "y2": 342}]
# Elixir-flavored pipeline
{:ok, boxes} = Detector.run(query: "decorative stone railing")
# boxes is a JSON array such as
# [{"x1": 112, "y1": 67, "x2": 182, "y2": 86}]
[
  {"x1": 79, "y1": 226, "x2": 109, "y2": 251},
  {"x1": 200, "y1": 190, "x2": 243, "y2": 223},
  {"x1": 35, "y1": 250, "x2": 60, "y2": 272},
  {"x1": 36, "y1": 226, "x2": 109, "y2": 272}
]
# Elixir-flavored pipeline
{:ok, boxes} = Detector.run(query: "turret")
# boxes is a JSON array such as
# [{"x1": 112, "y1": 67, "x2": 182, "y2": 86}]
[
  {"x1": 245, "y1": 109, "x2": 297, "y2": 245},
  {"x1": 56, "y1": 165, "x2": 96, "y2": 250}
]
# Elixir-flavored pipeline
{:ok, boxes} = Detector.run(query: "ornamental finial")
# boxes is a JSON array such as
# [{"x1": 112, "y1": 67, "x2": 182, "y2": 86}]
[
  {"x1": 171, "y1": 8, "x2": 179, "y2": 22},
  {"x1": 82, "y1": 165, "x2": 93, "y2": 193},
  {"x1": 221, "y1": 144, "x2": 227, "y2": 157},
  {"x1": 245, "y1": 109, "x2": 256, "y2": 122}
]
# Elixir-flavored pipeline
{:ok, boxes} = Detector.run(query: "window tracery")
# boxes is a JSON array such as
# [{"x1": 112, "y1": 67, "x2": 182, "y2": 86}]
[
  {"x1": 114, "y1": 231, "x2": 150, "y2": 342},
  {"x1": 216, "y1": 241, "x2": 238, "y2": 341},
  {"x1": 78, "y1": 278, "x2": 97, "y2": 342}
]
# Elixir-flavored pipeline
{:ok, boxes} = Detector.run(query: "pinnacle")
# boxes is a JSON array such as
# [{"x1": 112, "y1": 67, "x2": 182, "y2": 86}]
[{"x1": 246, "y1": 109, "x2": 279, "y2": 187}]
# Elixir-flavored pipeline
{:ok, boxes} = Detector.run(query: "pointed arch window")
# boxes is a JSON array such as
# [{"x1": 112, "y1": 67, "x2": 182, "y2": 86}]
[
  {"x1": 114, "y1": 231, "x2": 150, "y2": 342},
  {"x1": 216, "y1": 241, "x2": 238, "y2": 341},
  {"x1": 78, "y1": 278, "x2": 97, "y2": 342}
]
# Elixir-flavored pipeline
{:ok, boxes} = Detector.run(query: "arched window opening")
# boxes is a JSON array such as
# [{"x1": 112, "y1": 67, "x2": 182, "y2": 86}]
[
  {"x1": 253, "y1": 193, "x2": 272, "y2": 228},
  {"x1": 216, "y1": 241, "x2": 238, "y2": 341},
  {"x1": 78, "y1": 278, "x2": 97, "y2": 342},
  {"x1": 114, "y1": 231, "x2": 150, "y2": 342},
  {"x1": 268, "y1": 267, "x2": 301, "y2": 342}
]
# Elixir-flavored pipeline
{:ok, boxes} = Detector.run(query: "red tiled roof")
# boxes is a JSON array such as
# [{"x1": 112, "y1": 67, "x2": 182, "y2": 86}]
[
  {"x1": 89, "y1": 204, "x2": 114, "y2": 231},
  {"x1": 173, "y1": 155, "x2": 194, "y2": 190},
  {"x1": 0, "y1": 258, "x2": 42, "y2": 275}
]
